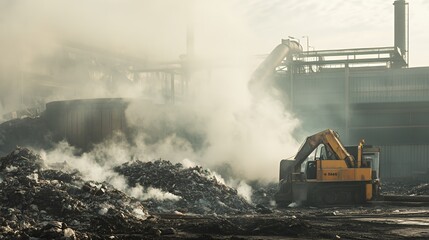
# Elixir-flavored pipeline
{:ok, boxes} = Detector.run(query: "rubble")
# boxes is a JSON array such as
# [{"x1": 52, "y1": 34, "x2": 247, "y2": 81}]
[
  {"x1": 382, "y1": 180, "x2": 429, "y2": 196},
  {"x1": 249, "y1": 181, "x2": 278, "y2": 207},
  {"x1": 0, "y1": 147, "x2": 155, "y2": 239},
  {"x1": 1, "y1": 147, "x2": 428, "y2": 239},
  {"x1": 408, "y1": 183, "x2": 429, "y2": 195},
  {"x1": 114, "y1": 160, "x2": 255, "y2": 214}
]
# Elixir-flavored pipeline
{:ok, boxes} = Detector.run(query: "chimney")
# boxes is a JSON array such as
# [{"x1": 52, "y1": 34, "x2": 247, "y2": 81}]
[{"x1": 393, "y1": 0, "x2": 409, "y2": 65}]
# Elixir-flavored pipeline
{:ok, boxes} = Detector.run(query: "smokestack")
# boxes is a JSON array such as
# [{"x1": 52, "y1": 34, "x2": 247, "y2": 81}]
[{"x1": 393, "y1": 0, "x2": 409, "y2": 65}]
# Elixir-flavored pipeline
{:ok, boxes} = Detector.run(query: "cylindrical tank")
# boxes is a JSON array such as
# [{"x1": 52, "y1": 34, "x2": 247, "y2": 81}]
[
  {"x1": 44, "y1": 98, "x2": 129, "y2": 150},
  {"x1": 393, "y1": 0, "x2": 408, "y2": 58}
]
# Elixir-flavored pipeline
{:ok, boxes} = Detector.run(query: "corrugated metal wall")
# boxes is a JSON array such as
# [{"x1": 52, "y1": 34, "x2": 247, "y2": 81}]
[
  {"x1": 279, "y1": 67, "x2": 429, "y2": 105},
  {"x1": 277, "y1": 67, "x2": 429, "y2": 179},
  {"x1": 380, "y1": 145, "x2": 429, "y2": 179},
  {"x1": 350, "y1": 67, "x2": 429, "y2": 103},
  {"x1": 292, "y1": 72, "x2": 346, "y2": 106}
]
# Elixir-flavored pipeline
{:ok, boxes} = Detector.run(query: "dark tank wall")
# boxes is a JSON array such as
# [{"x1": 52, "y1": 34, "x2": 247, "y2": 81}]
[{"x1": 45, "y1": 98, "x2": 129, "y2": 150}]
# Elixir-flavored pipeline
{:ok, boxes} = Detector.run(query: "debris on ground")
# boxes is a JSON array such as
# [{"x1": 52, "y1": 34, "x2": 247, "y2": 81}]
[
  {"x1": 382, "y1": 180, "x2": 429, "y2": 196},
  {"x1": 250, "y1": 181, "x2": 278, "y2": 206},
  {"x1": 408, "y1": 183, "x2": 429, "y2": 195},
  {"x1": 114, "y1": 160, "x2": 255, "y2": 215},
  {"x1": 1, "y1": 147, "x2": 429, "y2": 239},
  {"x1": 0, "y1": 147, "x2": 154, "y2": 239}
]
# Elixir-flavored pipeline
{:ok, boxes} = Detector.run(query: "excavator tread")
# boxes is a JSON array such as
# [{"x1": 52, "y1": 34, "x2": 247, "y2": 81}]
[{"x1": 306, "y1": 182, "x2": 366, "y2": 206}]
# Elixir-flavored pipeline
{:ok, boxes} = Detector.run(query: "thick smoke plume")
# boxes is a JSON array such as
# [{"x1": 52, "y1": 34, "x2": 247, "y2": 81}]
[
  {"x1": 1, "y1": 0, "x2": 300, "y2": 182},
  {"x1": 40, "y1": 139, "x2": 179, "y2": 202}
]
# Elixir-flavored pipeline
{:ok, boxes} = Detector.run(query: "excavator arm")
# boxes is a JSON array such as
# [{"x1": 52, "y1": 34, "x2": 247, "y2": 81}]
[{"x1": 288, "y1": 129, "x2": 356, "y2": 175}]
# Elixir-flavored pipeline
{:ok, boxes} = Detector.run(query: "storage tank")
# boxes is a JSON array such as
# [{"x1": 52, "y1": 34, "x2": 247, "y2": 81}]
[{"x1": 45, "y1": 98, "x2": 129, "y2": 150}]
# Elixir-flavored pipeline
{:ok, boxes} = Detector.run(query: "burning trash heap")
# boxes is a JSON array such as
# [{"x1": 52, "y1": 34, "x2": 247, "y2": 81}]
[
  {"x1": 115, "y1": 160, "x2": 254, "y2": 214},
  {"x1": 0, "y1": 147, "x2": 154, "y2": 239},
  {"x1": 0, "y1": 147, "x2": 255, "y2": 239}
]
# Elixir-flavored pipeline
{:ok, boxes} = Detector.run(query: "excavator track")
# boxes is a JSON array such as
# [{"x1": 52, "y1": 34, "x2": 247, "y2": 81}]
[{"x1": 306, "y1": 182, "x2": 366, "y2": 206}]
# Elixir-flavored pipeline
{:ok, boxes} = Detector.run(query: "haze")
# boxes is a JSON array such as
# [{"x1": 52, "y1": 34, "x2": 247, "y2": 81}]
[{"x1": 0, "y1": 0, "x2": 427, "y2": 181}]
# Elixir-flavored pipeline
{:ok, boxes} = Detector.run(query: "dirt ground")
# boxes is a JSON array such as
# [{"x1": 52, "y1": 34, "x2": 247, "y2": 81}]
[{"x1": 143, "y1": 204, "x2": 429, "y2": 240}]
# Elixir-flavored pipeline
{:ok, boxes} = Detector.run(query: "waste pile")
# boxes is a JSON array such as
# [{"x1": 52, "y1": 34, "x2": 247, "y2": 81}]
[
  {"x1": 250, "y1": 181, "x2": 278, "y2": 206},
  {"x1": 249, "y1": 182, "x2": 278, "y2": 214},
  {"x1": 382, "y1": 180, "x2": 429, "y2": 196},
  {"x1": 408, "y1": 183, "x2": 429, "y2": 195},
  {"x1": 115, "y1": 160, "x2": 255, "y2": 215},
  {"x1": 381, "y1": 180, "x2": 413, "y2": 195},
  {"x1": 0, "y1": 147, "x2": 160, "y2": 239}
]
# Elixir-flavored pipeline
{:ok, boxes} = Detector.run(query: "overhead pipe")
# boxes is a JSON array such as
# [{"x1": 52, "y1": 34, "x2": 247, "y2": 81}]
[{"x1": 249, "y1": 39, "x2": 302, "y2": 95}]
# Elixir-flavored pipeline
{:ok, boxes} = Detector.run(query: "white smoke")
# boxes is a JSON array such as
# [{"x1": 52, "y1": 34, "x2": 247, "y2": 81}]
[
  {"x1": 132, "y1": 208, "x2": 148, "y2": 220},
  {"x1": 125, "y1": 73, "x2": 300, "y2": 181},
  {"x1": 127, "y1": 184, "x2": 180, "y2": 201},
  {"x1": 2, "y1": 0, "x2": 301, "y2": 183},
  {"x1": 142, "y1": 187, "x2": 181, "y2": 201},
  {"x1": 228, "y1": 180, "x2": 253, "y2": 204},
  {"x1": 181, "y1": 158, "x2": 197, "y2": 169},
  {"x1": 40, "y1": 139, "x2": 138, "y2": 196},
  {"x1": 40, "y1": 138, "x2": 183, "y2": 203}
]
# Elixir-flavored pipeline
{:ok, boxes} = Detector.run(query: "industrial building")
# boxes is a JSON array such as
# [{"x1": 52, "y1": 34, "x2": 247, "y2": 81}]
[{"x1": 274, "y1": 0, "x2": 429, "y2": 179}]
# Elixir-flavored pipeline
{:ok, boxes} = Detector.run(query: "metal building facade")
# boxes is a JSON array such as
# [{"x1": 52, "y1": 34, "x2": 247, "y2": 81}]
[{"x1": 277, "y1": 67, "x2": 429, "y2": 179}]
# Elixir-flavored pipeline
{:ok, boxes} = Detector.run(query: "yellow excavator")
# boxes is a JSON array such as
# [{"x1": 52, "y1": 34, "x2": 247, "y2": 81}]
[{"x1": 275, "y1": 129, "x2": 381, "y2": 206}]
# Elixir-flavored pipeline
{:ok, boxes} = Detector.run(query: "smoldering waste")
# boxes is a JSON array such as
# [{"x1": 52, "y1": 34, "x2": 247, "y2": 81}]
[
  {"x1": 0, "y1": 147, "x2": 257, "y2": 239},
  {"x1": 0, "y1": 147, "x2": 159, "y2": 239},
  {"x1": 115, "y1": 160, "x2": 254, "y2": 214}
]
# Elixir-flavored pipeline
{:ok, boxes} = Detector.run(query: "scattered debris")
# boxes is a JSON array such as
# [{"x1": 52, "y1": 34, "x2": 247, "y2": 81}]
[
  {"x1": 408, "y1": 183, "x2": 429, "y2": 195},
  {"x1": 382, "y1": 180, "x2": 429, "y2": 196},
  {"x1": 0, "y1": 148, "x2": 428, "y2": 239}
]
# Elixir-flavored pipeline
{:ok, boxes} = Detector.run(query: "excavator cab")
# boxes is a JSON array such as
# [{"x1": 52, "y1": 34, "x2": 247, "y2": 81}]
[
  {"x1": 305, "y1": 160, "x2": 317, "y2": 179},
  {"x1": 303, "y1": 145, "x2": 326, "y2": 179}
]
